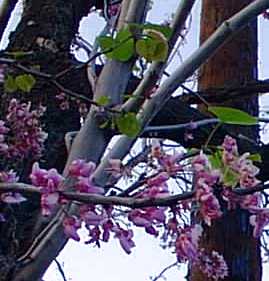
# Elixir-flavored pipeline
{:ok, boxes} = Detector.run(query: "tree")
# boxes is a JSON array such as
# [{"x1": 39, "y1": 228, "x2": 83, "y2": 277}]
[{"x1": 0, "y1": 0, "x2": 269, "y2": 280}]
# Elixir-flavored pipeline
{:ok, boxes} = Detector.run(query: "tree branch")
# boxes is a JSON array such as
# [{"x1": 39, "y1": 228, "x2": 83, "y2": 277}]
[{"x1": 0, "y1": 0, "x2": 18, "y2": 40}]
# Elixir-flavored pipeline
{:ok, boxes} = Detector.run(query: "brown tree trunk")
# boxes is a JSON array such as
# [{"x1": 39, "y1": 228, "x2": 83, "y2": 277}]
[
  {"x1": 191, "y1": 1, "x2": 261, "y2": 281},
  {"x1": 0, "y1": 1, "x2": 98, "y2": 279}
]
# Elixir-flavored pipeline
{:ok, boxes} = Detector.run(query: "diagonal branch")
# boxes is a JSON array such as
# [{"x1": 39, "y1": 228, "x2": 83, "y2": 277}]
[{"x1": 0, "y1": 0, "x2": 18, "y2": 40}]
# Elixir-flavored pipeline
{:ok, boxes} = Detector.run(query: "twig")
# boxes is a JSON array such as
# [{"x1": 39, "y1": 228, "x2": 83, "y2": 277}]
[
  {"x1": 54, "y1": 259, "x2": 68, "y2": 281},
  {"x1": 151, "y1": 262, "x2": 178, "y2": 281}
]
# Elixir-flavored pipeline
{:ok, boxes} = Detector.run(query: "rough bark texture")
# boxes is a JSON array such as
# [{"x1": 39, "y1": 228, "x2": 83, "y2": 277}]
[
  {"x1": 0, "y1": 1, "x2": 97, "y2": 279},
  {"x1": 191, "y1": 1, "x2": 262, "y2": 280}
]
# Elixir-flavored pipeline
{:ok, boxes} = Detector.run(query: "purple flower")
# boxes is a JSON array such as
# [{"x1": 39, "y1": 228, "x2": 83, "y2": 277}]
[
  {"x1": 250, "y1": 209, "x2": 269, "y2": 238},
  {"x1": 197, "y1": 249, "x2": 228, "y2": 280},
  {"x1": 63, "y1": 216, "x2": 81, "y2": 241},
  {"x1": 75, "y1": 176, "x2": 104, "y2": 194},
  {"x1": 1, "y1": 192, "x2": 26, "y2": 204},
  {"x1": 113, "y1": 225, "x2": 136, "y2": 254},
  {"x1": 41, "y1": 192, "x2": 60, "y2": 216},
  {"x1": 69, "y1": 159, "x2": 96, "y2": 178},
  {"x1": 175, "y1": 224, "x2": 203, "y2": 262}
]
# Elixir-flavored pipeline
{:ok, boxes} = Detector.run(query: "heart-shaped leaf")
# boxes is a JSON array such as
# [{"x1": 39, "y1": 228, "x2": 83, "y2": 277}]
[{"x1": 208, "y1": 106, "x2": 258, "y2": 125}]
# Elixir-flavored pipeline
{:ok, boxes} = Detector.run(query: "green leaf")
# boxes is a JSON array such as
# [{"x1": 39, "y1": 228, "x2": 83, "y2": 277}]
[
  {"x1": 129, "y1": 23, "x2": 172, "y2": 39},
  {"x1": 136, "y1": 30, "x2": 168, "y2": 62},
  {"x1": 4, "y1": 75, "x2": 18, "y2": 93},
  {"x1": 247, "y1": 153, "x2": 262, "y2": 163},
  {"x1": 223, "y1": 168, "x2": 239, "y2": 188},
  {"x1": 15, "y1": 74, "x2": 36, "y2": 93},
  {"x1": 96, "y1": 95, "x2": 110, "y2": 106},
  {"x1": 113, "y1": 28, "x2": 134, "y2": 62},
  {"x1": 208, "y1": 106, "x2": 258, "y2": 125},
  {"x1": 97, "y1": 36, "x2": 115, "y2": 59},
  {"x1": 98, "y1": 29, "x2": 134, "y2": 62},
  {"x1": 116, "y1": 112, "x2": 141, "y2": 137},
  {"x1": 209, "y1": 150, "x2": 223, "y2": 169}
]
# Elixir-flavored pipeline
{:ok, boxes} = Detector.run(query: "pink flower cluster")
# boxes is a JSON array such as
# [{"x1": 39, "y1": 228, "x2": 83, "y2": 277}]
[
  {"x1": 0, "y1": 170, "x2": 26, "y2": 204},
  {"x1": 220, "y1": 136, "x2": 269, "y2": 237},
  {"x1": 6, "y1": 99, "x2": 47, "y2": 159},
  {"x1": 192, "y1": 153, "x2": 222, "y2": 225},
  {"x1": 222, "y1": 136, "x2": 260, "y2": 188},
  {"x1": 1, "y1": 134, "x2": 267, "y2": 279},
  {"x1": 175, "y1": 224, "x2": 203, "y2": 262},
  {"x1": 128, "y1": 207, "x2": 166, "y2": 236},
  {"x1": 0, "y1": 120, "x2": 9, "y2": 153},
  {"x1": 64, "y1": 204, "x2": 136, "y2": 255},
  {"x1": 30, "y1": 162, "x2": 64, "y2": 216},
  {"x1": 174, "y1": 223, "x2": 228, "y2": 280},
  {"x1": 69, "y1": 159, "x2": 104, "y2": 194},
  {"x1": 151, "y1": 142, "x2": 182, "y2": 175},
  {"x1": 197, "y1": 249, "x2": 228, "y2": 280}
]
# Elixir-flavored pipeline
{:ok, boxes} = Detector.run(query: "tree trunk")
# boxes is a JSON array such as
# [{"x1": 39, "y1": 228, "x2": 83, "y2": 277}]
[
  {"x1": 0, "y1": 1, "x2": 97, "y2": 279},
  {"x1": 191, "y1": 1, "x2": 261, "y2": 280}
]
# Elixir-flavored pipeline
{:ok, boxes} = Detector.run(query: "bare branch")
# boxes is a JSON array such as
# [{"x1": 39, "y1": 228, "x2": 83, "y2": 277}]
[{"x1": 0, "y1": 182, "x2": 194, "y2": 208}]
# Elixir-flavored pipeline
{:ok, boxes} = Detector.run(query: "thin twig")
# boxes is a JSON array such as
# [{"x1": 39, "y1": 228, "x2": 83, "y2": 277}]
[
  {"x1": 54, "y1": 259, "x2": 68, "y2": 281},
  {"x1": 152, "y1": 262, "x2": 178, "y2": 281}
]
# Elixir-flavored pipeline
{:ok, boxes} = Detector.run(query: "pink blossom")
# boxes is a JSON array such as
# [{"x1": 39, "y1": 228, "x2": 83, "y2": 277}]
[
  {"x1": 1, "y1": 192, "x2": 26, "y2": 204},
  {"x1": 113, "y1": 225, "x2": 136, "y2": 254},
  {"x1": 175, "y1": 224, "x2": 203, "y2": 262},
  {"x1": 30, "y1": 162, "x2": 64, "y2": 193},
  {"x1": 6, "y1": 99, "x2": 47, "y2": 159},
  {"x1": 192, "y1": 152, "x2": 209, "y2": 172},
  {"x1": 194, "y1": 167, "x2": 221, "y2": 225},
  {"x1": 0, "y1": 120, "x2": 9, "y2": 134},
  {"x1": 198, "y1": 191, "x2": 222, "y2": 225},
  {"x1": 197, "y1": 249, "x2": 228, "y2": 280},
  {"x1": 106, "y1": 159, "x2": 131, "y2": 179},
  {"x1": 0, "y1": 170, "x2": 18, "y2": 183},
  {"x1": 80, "y1": 208, "x2": 108, "y2": 226},
  {"x1": 69, "y1": 159, "x2": 96, "y2": 178},
  {"x1": 75, "y1": 176, "x2": 104, "y2": 194},
  {"x1": 41, "y1": 192, "x2": 60, "y2": 216},
  {"x1": 147, "y1": 172, "x2": 169, "y2": 190},
  {"x1": 250, "y1": 208, "x2": 269, "y2": 238},
  {"x1": 63, "y1": 216, "x2": 81, "y2": 241},
  {"x1": 222, "y1": 135, "x2": 238, "y2": 156},
  {"x1": 128, "y1": 207, "x2": 165, "y2": 236},
  {"x1": 159, "y1": 153, "x2": 183, "y2": 174},
  {"x1": 151, "y1": 141, "x2": 162, "y2": 158},
  {"x1": 240, "y1": 193, "x2": 261, "y2": 211},
  {"x1": 86, "y1": 226, "x2": 101, "y2": 247},
  {"x1": 30, "y1": 162, "x2": 49, "y2": 187},
  {"x1": 0, "y1": 170, "x2": 25, "y2": 204},
  {"x1": 102, "y1": 220, "x2": 114, "y2": 242}
]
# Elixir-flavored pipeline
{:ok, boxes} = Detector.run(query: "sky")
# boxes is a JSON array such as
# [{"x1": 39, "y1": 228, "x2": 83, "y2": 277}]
[{"x1": 1, "y1": 0, "x2": 269, "y2": 280}]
